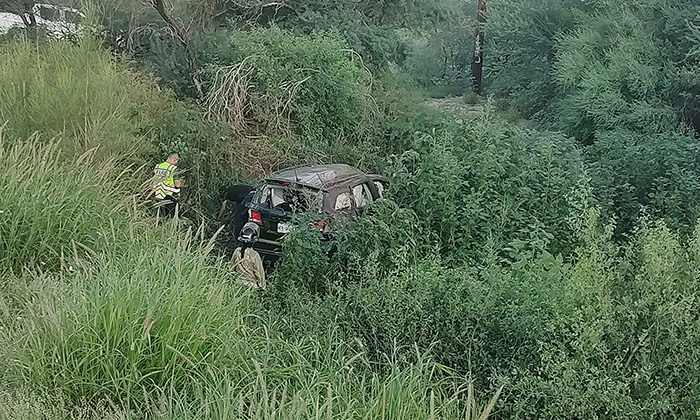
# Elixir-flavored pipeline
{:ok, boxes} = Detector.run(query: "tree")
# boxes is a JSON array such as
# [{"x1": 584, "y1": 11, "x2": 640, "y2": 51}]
[
  {"x1": 471, "y1": 0, "x2": 485, "y2": 94},
  {"x1": 143, "y1": 0, "x2": 203, "y2": 97}
]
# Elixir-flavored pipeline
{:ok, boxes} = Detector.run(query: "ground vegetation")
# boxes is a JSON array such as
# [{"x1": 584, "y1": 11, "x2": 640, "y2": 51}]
[{"x1": 2, "y1": 0, "x2": 700, "y2": 417}]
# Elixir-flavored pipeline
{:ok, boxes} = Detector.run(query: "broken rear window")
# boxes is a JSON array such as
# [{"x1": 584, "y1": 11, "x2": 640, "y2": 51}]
[{"x1": 256, "y1": 184, "x2": 321, "y2": 212}]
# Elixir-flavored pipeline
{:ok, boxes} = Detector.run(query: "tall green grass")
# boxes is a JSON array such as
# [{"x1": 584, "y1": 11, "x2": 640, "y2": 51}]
[
  {"x1": 0, "y1": 134, "x2": 498, "y2": 418},
  {"x1": 0, "y1": 37, "x2": 156, "y2": 159},
  {"x1": 0, "y1": 388, "x2": 127, "y2": 420},
  {"x1": 0, "y1": 134, "x2": 131, "y2": 273}
]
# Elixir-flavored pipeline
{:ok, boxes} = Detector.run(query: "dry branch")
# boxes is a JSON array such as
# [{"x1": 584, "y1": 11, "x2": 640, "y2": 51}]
[
  {"x1": 204, "y1": 56, "x2": 257, "y2": 134},
  {"x1": 143, "y1": 0, "x2": 203, "y2": 97},
  {"x1": 275, "y1": 76, "x2": 311, "y2": 132}
]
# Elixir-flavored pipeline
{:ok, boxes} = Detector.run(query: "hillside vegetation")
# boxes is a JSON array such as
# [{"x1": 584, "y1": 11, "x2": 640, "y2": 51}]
[{"x1": 1, "y1": 0, "x2": 700, "y2": 418}]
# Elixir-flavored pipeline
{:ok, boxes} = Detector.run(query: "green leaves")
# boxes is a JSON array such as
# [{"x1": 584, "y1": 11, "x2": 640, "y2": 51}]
[
  {"x1": 389, "y1": 112, "x2": 587, "y2": 264},
  {"x1": 206, "y1": 27, "x2": 373, "y2": 149}
]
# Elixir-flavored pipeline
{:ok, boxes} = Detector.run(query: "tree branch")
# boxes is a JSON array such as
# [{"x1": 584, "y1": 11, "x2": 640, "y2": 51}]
[{"x1": 144, "y1": 0, "x2": 203, "y2": 98}]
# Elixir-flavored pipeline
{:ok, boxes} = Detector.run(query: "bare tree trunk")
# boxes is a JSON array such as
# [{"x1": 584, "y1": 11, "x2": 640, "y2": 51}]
[
  {"x1": 147, "y1": 0, "x2": 204, "y2": 98},
  {"x1": 127, "y1": 0, "x2": 139, "y2": 54},
  {"x1": 471, "y1": 0, "x2": 486, "y2": 95},
  {"x1": 17, "y1": 11, "x2": 30, "y2": 26}
]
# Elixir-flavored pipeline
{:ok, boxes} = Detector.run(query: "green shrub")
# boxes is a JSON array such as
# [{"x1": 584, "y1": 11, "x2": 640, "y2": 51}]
[
  {"x1": 485, "y1": 0, "x2": 580, "y2": 118},
  {"x1": 205, "y1": 27, "x2": 373, "y2": 146},
  {"x1": 274, "y1": 213, "x2": 331, "y2": 295},
  {"x1": 530, "y1": 219, "x2": 700, "y2": 419},
  {"x1": 400, "y1": 26, "x2": 473, "y2": 94},
  {"x1": 315, "y1": 196, "x2": 700, "y2": 418},
  {"x1": 553, "y1": 6, "x2": 676, "y2": 142},
  {"x1": 325, "y1": 233, "x2": 573, "y2": 392},
  {"x1": 388, "y1": 111, "x2": 588, "y2": 263},
  {"x1": 586, "y1": 129, "x2": 700, "y2": 237},
  {"x1": 551, "y1": 0, "x2": 700, "y2": 142}
]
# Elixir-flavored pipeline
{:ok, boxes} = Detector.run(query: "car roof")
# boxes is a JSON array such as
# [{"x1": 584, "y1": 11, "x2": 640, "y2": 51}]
[{"x1": 265, "y1": 164, "x2": 369, "y2": 190}]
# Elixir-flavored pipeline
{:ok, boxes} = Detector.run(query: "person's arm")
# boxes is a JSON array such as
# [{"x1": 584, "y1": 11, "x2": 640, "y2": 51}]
[
  {"x1": 231, "y1": 248, "x2": 241, "y2": 265},
  {"x1": 218, "y1": 200, "x2": 228, "y2": 218},
  {"x1": 170, "y1": 165, "x2": 182, "y2": 194},
  {"x1": 254, "y1": 254, "x2": 266, "y2": 288}
]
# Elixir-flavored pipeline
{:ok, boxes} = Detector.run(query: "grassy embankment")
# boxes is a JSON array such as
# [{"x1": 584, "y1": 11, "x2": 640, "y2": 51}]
[{"x1": 0, "y1": 37, "x2": 498, "y2": 419}]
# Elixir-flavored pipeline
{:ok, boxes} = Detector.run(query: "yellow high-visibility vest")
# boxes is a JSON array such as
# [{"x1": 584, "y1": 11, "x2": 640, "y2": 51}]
[{"x1": 153, "y1": 161, "x2": 180, "y2": 199}]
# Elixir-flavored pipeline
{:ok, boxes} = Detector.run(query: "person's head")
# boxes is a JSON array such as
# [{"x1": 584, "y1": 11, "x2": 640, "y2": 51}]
[{"x1": 166, "y1": 153, "x2": 180, "y2": 165}]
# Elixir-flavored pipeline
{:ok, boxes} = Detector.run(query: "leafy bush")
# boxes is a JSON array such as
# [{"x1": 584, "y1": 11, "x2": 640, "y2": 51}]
[
  {"x1": 388, "y1": 111, "x2": 587, "y2": 263},
  {"x1": 205, "y1": 27, "x2": 373, "y2": 145},
  {"x1": 540, "y1": 0, "x2": 700, "y2": 238},
  {"x1": 485, "y1": 0, "x2": 581, "y2": 118},
  {"x1": 524, "y1": 219, "x2": 700, "y2": 419},
  {"x1": 279, "y1": 195, "x2": 700, "y2": 418},
  {"x1": 586, "y1": 129, "x2": 700, "y2": 236},
  {"x1": 400, "y1": 27, "x2": 474, "y2": 95},
  {"x1": 552, "y1": 3, "x2": 677, "y2": 142}
]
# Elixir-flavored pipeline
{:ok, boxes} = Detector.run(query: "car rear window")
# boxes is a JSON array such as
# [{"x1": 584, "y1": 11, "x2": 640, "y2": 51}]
[
  {"x1": 255, "y1": 184, "x2": 322, "y2": 212},
  {"x1": 39, "y1": 6, "x2": 59, "y2": 21}
]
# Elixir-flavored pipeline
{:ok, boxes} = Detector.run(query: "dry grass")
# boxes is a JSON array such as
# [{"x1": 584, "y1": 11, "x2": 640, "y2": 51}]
[{"x1": 205, "y1": 55, "x2": 257, "y2": 134}]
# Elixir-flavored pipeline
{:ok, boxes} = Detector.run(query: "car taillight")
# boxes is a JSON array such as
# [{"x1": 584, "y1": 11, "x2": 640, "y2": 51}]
[{"x1": 249, "y1": 210, "x2": 262, "y2": 225}]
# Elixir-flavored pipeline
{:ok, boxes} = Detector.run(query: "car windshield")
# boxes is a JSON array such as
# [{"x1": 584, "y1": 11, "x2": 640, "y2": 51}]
[
  {"x1": 256, "y1": 184, "x2": 322, "y2": 213},
  {"x1": 38, "y1": 6, "x2": 59, "y2": 22},
  {"x1": 64, "y1": 10, "x2": 82, "y2": 24}
]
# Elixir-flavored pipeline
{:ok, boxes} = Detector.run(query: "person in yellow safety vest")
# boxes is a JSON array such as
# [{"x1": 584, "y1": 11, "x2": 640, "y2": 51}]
[
  {"x1": 153, "y1": 153, "x2": 181, "y2": 218},
  {"x1": 232, "y1": 222, "x2": 266, "y2": 290}
]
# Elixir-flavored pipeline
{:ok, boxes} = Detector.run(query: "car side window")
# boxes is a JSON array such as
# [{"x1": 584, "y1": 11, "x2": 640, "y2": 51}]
[
  {"x1": 373, "y1": 181, "x2": 385, "y2": 198},
  {"x1": 39, "y1": 6, "x2": 59, "y2": 21},
  {"x1": 352, "y1": 183, "x2": 373, "y2": 209},
  {"x1": 65, "y1": 10, "x2": 81, "y2": 24},
  {"x1": 334, "y1": 192, "x2": 353, "y2": 211}
]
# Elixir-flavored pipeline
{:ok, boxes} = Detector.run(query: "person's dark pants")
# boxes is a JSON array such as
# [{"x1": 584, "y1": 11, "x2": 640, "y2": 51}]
[
  {"x1": 155, "y1": 197, "x2": 179, "y2": 219},
  {"x1": 233, "y1": 201, "x2": 248, "y2": 238},
  {"x1": 231, "y1": 191, "x2": 255, "y2": 239}
]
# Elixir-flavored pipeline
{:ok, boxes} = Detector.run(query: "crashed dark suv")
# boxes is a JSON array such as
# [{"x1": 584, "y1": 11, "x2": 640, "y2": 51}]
[{"x1": 241, "y1": 164, "x2": 388, "y2": 259}]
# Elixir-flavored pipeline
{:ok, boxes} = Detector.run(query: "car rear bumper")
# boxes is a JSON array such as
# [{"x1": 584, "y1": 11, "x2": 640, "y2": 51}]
[{"x1": 252, "y1": 237, "x2": 284, "y2": 260}]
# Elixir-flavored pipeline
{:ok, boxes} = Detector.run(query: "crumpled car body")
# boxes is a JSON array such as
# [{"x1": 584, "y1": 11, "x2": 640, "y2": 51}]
[{"x1": 239, "y1": 164, "x2": 388, "y2": 260}]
